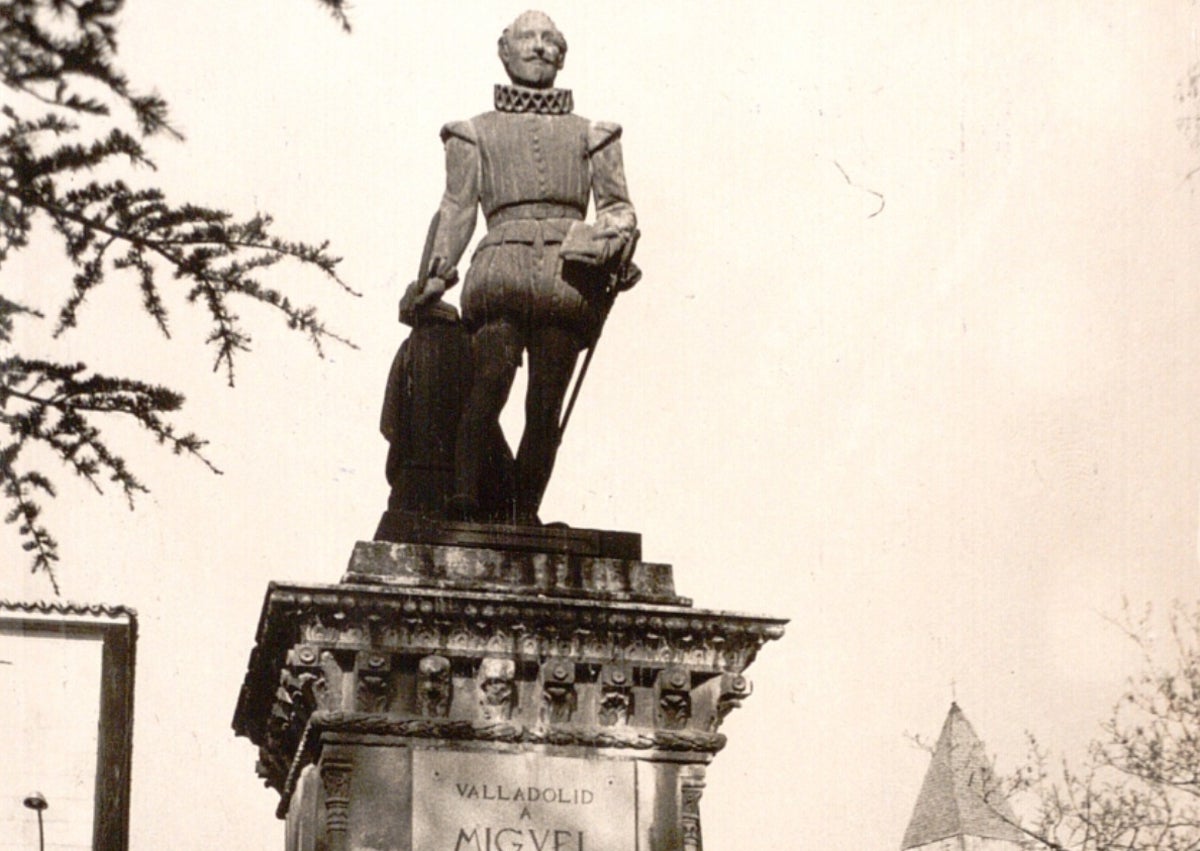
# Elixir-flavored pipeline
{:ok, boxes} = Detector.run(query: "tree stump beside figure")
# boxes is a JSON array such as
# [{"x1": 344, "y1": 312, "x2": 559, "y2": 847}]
[{"x1": 379, "y1": 301, "x2": 515, "y2": 524}]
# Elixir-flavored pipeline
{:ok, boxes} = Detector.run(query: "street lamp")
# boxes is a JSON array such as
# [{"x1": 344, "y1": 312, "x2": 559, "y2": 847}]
[{"x1": 23, "y1": 792, "x2": 47, "y2": 851}]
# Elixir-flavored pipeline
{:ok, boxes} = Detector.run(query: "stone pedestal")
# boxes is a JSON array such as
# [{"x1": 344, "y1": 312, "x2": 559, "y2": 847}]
[{"x1": 233, "y1": 526, "x2": 785, "y2": 850}]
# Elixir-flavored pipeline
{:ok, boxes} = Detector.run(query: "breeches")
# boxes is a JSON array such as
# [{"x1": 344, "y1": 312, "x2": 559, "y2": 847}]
[{"x1": 461, "y1": 237, "x2": 607, "y2": 339}]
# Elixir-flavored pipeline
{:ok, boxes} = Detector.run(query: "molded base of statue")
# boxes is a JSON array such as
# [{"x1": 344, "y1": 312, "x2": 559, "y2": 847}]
[
  {"x1": 373, "y1": 510, "x2": 643, "y2": 561},
  {"x1": 233, "y1": 536, "x2": 784, "y2": 851}
]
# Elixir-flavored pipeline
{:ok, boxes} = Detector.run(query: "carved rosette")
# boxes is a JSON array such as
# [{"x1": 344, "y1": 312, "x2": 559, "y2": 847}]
[{"x1": 232, "y1": 578, "x2": 786, "y2": 814}]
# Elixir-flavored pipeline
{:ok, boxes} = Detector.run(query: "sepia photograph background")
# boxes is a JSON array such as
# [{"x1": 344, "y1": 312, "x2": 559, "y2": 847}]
[{"x1": 4, "y1": 0, "x2": 1199, "y2": 847}]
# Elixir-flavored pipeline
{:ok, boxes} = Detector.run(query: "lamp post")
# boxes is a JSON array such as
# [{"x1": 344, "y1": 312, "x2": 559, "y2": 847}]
[{"x1": 23, "y1": 792, "x2": 46, "y2": 851}]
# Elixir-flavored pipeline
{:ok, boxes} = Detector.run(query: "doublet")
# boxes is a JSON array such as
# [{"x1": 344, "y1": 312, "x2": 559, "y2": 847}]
[{"x1": 430, "y1": 86, "x2": 636, "y2": 335}]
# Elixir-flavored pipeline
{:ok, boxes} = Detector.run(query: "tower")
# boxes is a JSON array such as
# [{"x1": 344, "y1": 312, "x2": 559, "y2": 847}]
[{"x1": 902, "y1": 703, "x2": 1028, "y2": 851}]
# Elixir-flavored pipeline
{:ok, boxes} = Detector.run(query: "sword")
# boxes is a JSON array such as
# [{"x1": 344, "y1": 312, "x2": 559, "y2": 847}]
[{"x1": 557, "y1": 229, "x2": 640, "y2": 442}]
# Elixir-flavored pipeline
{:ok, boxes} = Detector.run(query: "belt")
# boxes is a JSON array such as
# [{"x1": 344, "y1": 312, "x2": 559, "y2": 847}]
[{"x1": 486, "y1": 202, "x2": 584, "y2": 229}]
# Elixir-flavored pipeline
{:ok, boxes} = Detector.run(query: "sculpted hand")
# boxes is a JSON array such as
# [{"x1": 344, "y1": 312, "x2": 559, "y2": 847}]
[
  {"x1": 614, "y1": 261, "x2": 642, "y2": 292},
  {"x1": 417, "y1": 276, "x2": 448, "y2": 307},
  {"x1": 398, "y1": 258, "x2": 458, "y2": 323},
  {"x1": 399, "y1": 276, "x2": 447, "y2": 323},
  {"x1": 561, "y1": 224, "x2": 626, "y2": 268},
  {"x1": 592, "y1": 227, "x2": 624, "y2": 267}
]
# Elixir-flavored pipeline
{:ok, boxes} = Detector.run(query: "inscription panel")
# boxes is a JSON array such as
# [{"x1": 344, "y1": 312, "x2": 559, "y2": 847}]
[{"x1": 413, "y1": 750, "x2": 635, "y2": 851}]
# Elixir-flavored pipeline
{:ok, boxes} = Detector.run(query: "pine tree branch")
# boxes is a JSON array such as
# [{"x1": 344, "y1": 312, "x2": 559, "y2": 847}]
[
  {"x1": 0, "y1": 0, "x2": 356, "y2": 586},
  {"x1": 0, "y1": 292, "x2": 41, "y2": 342},
  {"x1": 3, "y1": 179, "x2": 357, "y2": 382},
  {"x1": 0, "y1": 352, "x2": 224, "y2": 585},
  {"x1": 1, "y1": 359, "x2": 221, "y2": 473},
  {"x1": 313, "y1": 0, "x2": 353, "y2": 33},
  {"x1": 2, "y1": 0, "x2": 181, "y2": 138},
  {"x1": 0, "y1": 445, "x2": 60, "y2": 595}
]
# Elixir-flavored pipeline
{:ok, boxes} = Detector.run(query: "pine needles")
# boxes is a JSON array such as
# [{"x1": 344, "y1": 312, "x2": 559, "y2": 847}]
[{"x1": 1, "y1": 0, "x2": 354, "y2": 591}]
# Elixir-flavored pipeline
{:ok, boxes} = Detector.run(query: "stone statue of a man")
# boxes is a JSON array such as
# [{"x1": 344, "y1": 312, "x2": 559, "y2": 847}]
[{"x1": 403, "y1": 10, "x2": 637, "y2": 524}]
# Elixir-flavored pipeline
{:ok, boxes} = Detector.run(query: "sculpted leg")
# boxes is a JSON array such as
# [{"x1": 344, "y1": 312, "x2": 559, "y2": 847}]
[
  {"x1": 515, "y1": 324, "x2": 583, "y2": 521},
  {"x1": 454, "y1": 319, "x2": 523, "y2": 516}
]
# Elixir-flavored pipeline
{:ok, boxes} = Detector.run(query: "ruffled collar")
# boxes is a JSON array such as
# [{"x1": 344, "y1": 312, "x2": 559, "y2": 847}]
[{"x1": 494, "y1": 84, "x2": 574, "y2": 115}]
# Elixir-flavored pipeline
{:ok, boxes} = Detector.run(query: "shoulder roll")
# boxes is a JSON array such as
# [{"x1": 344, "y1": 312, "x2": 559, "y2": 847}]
[
  {"x1": 586, "y1": 120, "x2": 623, "y2": 156},
  {"x1": 440, "y1": 120, "x2": 478, "y2": 145}
]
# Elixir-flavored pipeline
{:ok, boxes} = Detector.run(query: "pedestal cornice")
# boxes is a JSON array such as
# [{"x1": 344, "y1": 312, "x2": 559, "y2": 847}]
[{"x1": 232, "y1": 539, "x2": 787, "y2": 832}]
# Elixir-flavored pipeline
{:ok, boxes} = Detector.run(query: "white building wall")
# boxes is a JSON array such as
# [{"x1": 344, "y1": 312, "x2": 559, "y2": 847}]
[{"x1": 0, "y1": 630, "x2": 103, "y2": 850}]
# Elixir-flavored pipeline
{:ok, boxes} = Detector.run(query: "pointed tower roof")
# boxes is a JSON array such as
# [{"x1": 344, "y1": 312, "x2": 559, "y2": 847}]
[{"x1": 901, "y1": 703, "x2": 1026, "y2": 849}]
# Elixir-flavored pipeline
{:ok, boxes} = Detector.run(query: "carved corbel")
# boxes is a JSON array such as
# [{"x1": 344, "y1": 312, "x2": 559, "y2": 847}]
[
  {"x1": 657, "y1": 667, "x2": 692, "y2": 730},
  {"x1": 417, "y1": 654, "x2": 452, "y2": 717},
  {"x1": 598, "y1": 663, "x2": 633, "y2": 727},
  {"x1": 283, "y1": 645, "x2": 319, "y2": 716},
  {"x1": 355, "y1": 651, "x2": 392, "y2": 713},
  {"x1": 539, "y1": 659, "x2": 577, "y2": 724},
  {"x1": 478, "y1": 657, "x2": 516, "y2": 722},
  {"x1": 256, "y1": 645, "x2": 342, "y2": 792},
  {"x1": 288, "y1": 645, "x2": 343, "y2": 713},
  {"x1": 711, "y1": 673, "x2": 753, "y2": 731}
]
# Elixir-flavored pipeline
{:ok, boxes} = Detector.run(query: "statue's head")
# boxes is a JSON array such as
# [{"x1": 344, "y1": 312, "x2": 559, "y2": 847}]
[{"x1": 498, "y1": 10, "x2": 567, "y2": 89}]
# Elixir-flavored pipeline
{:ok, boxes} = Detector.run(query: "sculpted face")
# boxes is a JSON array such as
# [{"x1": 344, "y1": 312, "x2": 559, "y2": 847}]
[{"x1": 498, "y1": 11, "x2": 566, "y2": 89}]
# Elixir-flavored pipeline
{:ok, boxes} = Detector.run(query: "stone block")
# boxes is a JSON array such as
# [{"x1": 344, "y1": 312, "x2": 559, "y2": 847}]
[{"x1": 344, "y1": 540, "x2": 683, "y2": 605}]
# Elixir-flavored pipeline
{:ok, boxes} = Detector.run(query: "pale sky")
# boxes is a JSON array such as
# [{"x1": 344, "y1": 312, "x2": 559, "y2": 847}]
[{"x1": 4, "y1": 1, "x2": 1200, "y2": 848}]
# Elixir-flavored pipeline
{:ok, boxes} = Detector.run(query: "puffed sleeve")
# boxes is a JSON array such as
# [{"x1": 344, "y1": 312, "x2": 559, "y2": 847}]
[
  {"x1": 431, "y1": 120, "x2": 480, "y2": 275},
  {"x1": 587, "y1": 121, "x2": 636, "y2": 242}
]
